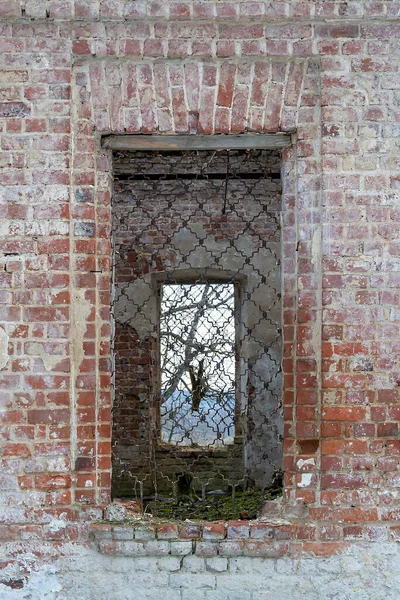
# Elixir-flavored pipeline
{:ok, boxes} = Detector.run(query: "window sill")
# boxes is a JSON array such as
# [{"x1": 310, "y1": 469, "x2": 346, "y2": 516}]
[{"x1": 90, "y1": 517, "x2": 295, "y2": 559}]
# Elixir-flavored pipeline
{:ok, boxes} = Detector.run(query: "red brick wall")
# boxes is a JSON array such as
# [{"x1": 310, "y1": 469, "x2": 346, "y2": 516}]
[{"x1": 1, "y1": 0, "x2": 400, "y2": 555}]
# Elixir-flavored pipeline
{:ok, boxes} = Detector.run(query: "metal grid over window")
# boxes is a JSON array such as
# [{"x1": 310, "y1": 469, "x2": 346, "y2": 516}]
[
  {"x1": 111, "y1": 149, "x2": 283, "y2": 518},
  {"x1": 160, "y1": 281, "x2": 236, "y2": 447}
]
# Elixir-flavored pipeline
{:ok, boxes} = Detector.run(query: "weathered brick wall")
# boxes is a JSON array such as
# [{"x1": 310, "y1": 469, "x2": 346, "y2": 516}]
[{"x1": 1, "y1": 0, "x2": 400, "y2": 596}]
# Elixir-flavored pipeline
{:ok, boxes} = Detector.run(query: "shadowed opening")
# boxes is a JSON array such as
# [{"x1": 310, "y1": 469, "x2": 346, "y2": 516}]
[{"x1": 111, "y1": 148, "x2": 283, "y2": 519}]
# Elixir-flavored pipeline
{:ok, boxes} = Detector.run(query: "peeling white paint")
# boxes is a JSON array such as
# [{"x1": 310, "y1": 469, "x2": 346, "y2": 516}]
[
  {"x1": 298, "y1": 473, "x2": 313, "y2": 488},
  {"x1": 297, "y1": 458, "x2": 315, "y2": 469},
  {"x1": 0, "y1": 564, "x2": 62, "y2": 600},
  {"x1": 0, "y1": 328, "x2": 9, "y2": 370},
  {"x1": 46, "y1": 518, "x2": 67, "y2": 534}
]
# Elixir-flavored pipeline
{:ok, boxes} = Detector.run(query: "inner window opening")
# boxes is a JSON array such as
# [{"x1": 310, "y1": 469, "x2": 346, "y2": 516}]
[
  {"x1": 160, "y1": 281, "x2": 236, "y2": 447},
  {"x1": 111, "y1": 148, "x2": 283, "y2": 520}
]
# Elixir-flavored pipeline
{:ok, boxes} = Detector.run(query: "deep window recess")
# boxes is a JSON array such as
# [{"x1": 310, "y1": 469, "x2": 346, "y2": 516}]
[{"x1": 111, "y1": 149, "x2": 283, "y2": 519}]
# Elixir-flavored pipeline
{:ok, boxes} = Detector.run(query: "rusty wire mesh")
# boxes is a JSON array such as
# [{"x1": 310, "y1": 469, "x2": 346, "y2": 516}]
[{"x1": 111, "y1": 149, "x2": 283, "y2": 518}]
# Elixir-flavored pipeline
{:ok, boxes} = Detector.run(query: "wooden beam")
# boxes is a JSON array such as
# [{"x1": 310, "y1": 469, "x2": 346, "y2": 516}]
[{"x1": 101, "y1": 134, "x2": 292, "y2": 151}]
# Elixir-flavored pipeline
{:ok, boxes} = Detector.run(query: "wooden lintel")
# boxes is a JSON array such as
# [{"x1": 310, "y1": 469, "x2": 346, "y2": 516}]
[{"x1": 101, "y1": 134, "x2": 292, "y2": 151}]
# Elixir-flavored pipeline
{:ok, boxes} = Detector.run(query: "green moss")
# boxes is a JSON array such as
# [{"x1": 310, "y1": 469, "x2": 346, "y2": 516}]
[{"x1": 145, "y1": 486, "x2": 282, "y2": 521}]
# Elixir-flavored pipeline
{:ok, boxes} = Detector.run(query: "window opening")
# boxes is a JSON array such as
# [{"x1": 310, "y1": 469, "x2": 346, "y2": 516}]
[
  {"x1": 160, "y1": 281, "x2": 236, "y2": 447},
  {"x1": 111, "y1": 148, "x2": 283, "y2": 519}
]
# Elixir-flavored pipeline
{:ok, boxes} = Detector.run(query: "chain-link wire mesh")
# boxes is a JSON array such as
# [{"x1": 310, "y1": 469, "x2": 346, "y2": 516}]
[
  {"x1": 160, "y1": 282, "x2": 235, "y2": 446},
  {"x1": 111, "y1": 149, "x2": 283, "y2": 519}
]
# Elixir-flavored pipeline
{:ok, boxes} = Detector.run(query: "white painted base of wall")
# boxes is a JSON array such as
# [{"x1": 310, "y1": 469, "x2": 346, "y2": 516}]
[{"x1": 1, "y1": 542, "x2": 399, "y2": 599}]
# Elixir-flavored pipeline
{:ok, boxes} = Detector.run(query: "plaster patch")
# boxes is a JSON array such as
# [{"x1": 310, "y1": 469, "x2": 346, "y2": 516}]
[
  {"x1": 328, "y1": 360, "x2": 339, "y2": 375},
  {"x1": 298, "y1": 474, "x2": 313, "y2": 488},
  {"x1": 310, "y1": 227, "x2": 322, "y2": 362},
  {"x1": 311, "y1": 228, "x2": 322, "y2": 269},
  {"x1": 0, "y1": 328, "x2": 9, "y2": 370},
  {"x1": 71, "y1": 290, "x2": 91, "y2": 372},
  {"x1": 26, "y1": 343, "x2": 66, "y2": 372}
]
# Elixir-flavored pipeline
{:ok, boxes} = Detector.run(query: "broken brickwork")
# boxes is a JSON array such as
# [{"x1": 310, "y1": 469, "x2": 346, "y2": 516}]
[{"x1": 1, "y1": 0, "x2": 400, "y2": 596}]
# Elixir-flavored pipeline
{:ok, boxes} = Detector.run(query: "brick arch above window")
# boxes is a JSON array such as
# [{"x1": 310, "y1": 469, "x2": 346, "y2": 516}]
[{"x1": 82, "y1": 58, "x2": 310, "y2": 136}]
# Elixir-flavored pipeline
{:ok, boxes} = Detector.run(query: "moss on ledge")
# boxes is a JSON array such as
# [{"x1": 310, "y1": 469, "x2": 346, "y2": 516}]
[{"x1": 143, "y1": 487, "x2": 282, "y2": 521}]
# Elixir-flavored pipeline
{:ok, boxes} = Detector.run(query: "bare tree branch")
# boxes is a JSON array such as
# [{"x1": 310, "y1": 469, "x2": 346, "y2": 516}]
[{"x1": 161, "y1": 283, "x2": 211, "y2": 403}]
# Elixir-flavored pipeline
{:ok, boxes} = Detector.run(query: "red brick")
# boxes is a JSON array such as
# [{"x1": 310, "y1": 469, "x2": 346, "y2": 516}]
[
  {"x1": 322, "y1": 407, "x2": 366, "y2": 421},
  {"x1": 331, "y1": 508, "x2": 379, "y2": 523},
  {"x1": 217, "y1": 63, "x2": 236, "y2": 107},
  {"x1": 377, "y1": 423, "x2": 399, "y2": 438},
  {"x1": 219, "y1": 24, "x2": 263, "y2": 39},
  {"x1": 28, "y1": 409, "x2": 70, "y2": 425},
  {"x1": 303, "y1": 542, "x2": 350, "y2": 557},
  {"x1": 227, "y1": 521, "x2": 249, "y2": 539},
  {"x1": 35, "y1": 474, "x2": 71, "y2": 491},
  {"x1": 72, "y1": 40, "x2": 92, "y2": 55},
  {"x1": 157, "y1": 524, "x2": 179, "y2": 539},
  {"x1": 179, "y1": 523, "x2": 202, "y2": 539},
  {"x1": 315, "y1": 24, "x2": 359, "y2": 38},
  {"x1": 322, "y1": 440, "x2": 367, "y2": 455},
  {"x1": 3, "y1": 443, "x2": 31, "y2": 457},
  {"x1": 203, "y1": 522, "x2": 226, "y2": 540}
]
